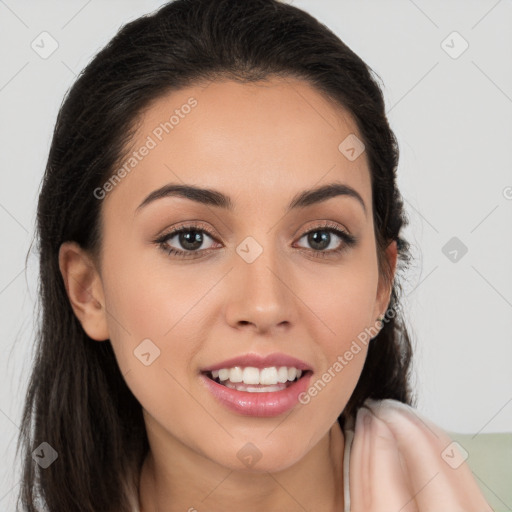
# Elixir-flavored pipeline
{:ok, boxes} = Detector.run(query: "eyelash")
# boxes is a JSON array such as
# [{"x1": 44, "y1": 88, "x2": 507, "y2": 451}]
[{"x1": 154, "y1": 221, "x2": 357, "y2": 260}]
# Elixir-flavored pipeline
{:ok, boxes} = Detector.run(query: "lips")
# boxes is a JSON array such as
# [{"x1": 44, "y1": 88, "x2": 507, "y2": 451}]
[
  {"x1": 198, "y1": 352, "x2": 314, "y2": 417},
  {"x1": 199, "y1": 370, "x2": 313, "y2": 417},
  {"x1": 200, "y1": 352, "x2": 313, "y2": 373}
]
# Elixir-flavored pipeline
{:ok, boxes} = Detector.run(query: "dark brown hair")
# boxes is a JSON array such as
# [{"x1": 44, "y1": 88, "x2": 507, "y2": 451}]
[{"x1": 17, "y1": 0, "x2": 415, "y2": 510}]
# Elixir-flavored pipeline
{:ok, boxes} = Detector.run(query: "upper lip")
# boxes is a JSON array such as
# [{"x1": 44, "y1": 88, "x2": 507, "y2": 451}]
[{"x1": 201, "y1": 353, "x2": 313, "y2": 373}]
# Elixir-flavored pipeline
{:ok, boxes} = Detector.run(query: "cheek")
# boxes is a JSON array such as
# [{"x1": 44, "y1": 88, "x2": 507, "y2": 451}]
[
  {"x1": 99, "y1": 255, "x2": 207, "y2": 432},
  {"x1": 293, "y1": 278, "x2": 375, "y2": 439},
  {"x1": 305, "y1": 248, "x2": 379, "y2": 350},
  {"x1": 99, "y1": 238, "x2": 241, "y2": 382},
  {"x1": 296, "y1": 243, "x2": 379, "y2": 407},
  {"x1": 99, "y1": 248, "x2": 209, "y2": 386},
  {"x1": 102, "y1": 242, "x2": 216, "y2": 338}
]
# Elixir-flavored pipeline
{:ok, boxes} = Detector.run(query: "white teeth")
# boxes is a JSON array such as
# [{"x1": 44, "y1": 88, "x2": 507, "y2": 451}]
[
  {"x1": 224, "y1": 382, "x2": 285, "y2": 393},
  {"x1": 229, "y1": 366, "x2": 243, "y2": 383},
  {"x1": 260, "y1": 367, "x2": 278, "y2": 385},
  {"x1": 277, "y1": 366, "x2": 289, "y2": 383},
  {"x1": 210, "y1": 366, "x2": 305, "y2": 386},
  {"x1": 218, "y1": 368, "x2": 230, "y2": 381},
  {"x1": 242, "y1": 367, "x2": 260, "y2": 385}
]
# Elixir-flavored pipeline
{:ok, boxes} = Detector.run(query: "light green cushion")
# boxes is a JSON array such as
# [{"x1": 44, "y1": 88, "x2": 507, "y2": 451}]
[{"x1": 447, "y1": 432, "x2": 512, "y2": 512}]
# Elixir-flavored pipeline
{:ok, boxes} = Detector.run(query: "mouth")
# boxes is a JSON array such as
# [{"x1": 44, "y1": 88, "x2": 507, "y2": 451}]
[
  {"x1": 201, "y1": 367, "x2": 313, "y2": 393},
  {"x1": 199, "y1": 366, "x2": 314, "y2": 417}
]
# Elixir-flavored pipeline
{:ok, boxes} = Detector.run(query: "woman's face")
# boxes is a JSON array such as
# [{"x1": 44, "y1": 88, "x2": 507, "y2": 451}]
[{"x1": 75, "y1": 77, "x2": 395, "y2": 472}]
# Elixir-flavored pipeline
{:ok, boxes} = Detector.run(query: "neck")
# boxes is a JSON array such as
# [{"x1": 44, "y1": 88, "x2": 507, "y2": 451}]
[{"x1": 138, "y1": 420, "x2": 345, "y2": 512}]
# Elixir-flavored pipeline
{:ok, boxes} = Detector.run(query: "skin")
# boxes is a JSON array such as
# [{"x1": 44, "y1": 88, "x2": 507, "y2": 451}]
[{"x1": 59, "y1": 77, "x2": 397, "y2": 512}]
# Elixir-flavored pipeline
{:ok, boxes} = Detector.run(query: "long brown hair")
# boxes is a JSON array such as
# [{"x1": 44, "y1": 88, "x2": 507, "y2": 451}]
[{"x1": 17, "y1": 0, "x2": 415, "y2": 510}]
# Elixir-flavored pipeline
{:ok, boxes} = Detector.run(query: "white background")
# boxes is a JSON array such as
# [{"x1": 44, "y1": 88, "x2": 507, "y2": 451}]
[{"x1": 1, "y1": 0, "x2": 511, "y2": 509}]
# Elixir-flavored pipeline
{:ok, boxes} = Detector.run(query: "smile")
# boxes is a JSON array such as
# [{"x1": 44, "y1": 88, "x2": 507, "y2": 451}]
[{"x1": 200, "y1": 367, "x2": 313, "y2": 417}]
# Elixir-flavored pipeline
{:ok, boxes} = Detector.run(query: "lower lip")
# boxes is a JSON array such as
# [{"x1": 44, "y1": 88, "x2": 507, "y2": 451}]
[{"x1": 199, "y1": 372, "x2": 312, "y2": 418}]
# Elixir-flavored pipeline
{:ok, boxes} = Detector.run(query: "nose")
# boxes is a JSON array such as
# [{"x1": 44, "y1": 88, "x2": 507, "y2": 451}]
[{"x1": 224, "y1": 241, "x2": 297, "y2": 335}]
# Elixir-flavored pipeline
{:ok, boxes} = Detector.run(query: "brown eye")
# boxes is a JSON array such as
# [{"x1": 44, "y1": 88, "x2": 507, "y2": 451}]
[
  {"x1": 294, "y1": 223, "x2": 357, "y2": 257},
  {"x1": 155, "y1": 224, "x2": 220, "y2": 259}
]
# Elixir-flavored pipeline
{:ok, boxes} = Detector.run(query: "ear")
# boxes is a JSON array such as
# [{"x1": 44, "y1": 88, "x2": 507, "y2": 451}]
[
  {"x1": 373, "y1": 240, "x2": 398, "y2": 321},
  {"x1": 58, "y1": 241, "x2": 109, "y2": 341}
]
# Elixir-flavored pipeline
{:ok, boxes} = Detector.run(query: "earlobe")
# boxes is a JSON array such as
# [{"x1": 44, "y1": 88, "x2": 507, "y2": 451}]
[
  {"x1": 375, "y1": 240, "x2": 398, "y2": 320},
  {"x1": 58, "y1": 241, "x2": 109, "y2": 341}
]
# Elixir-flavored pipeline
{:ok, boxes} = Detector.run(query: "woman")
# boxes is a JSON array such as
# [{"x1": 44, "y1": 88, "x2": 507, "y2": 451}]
[{"x1": 16, "y1": 0, "x2": 492, "y2": 510}]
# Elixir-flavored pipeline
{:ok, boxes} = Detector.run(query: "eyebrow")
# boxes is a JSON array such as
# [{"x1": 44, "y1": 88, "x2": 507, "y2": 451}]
[{"x1": 136, "y1": 181, "x2": 367, "y2": 216}]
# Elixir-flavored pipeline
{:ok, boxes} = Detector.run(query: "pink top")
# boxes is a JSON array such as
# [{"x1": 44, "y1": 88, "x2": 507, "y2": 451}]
[
  {"x1": 130, "y1": 398, "x2": 492, "y2": 511},
  {"x1": 343, "y1": 398, "x2": 492, "y2": 511}
]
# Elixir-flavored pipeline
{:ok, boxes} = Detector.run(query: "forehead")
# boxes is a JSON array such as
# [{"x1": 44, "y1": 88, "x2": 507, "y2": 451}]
[{"x1": 105, "y1": 77, "x2": 371, "y2": 213}]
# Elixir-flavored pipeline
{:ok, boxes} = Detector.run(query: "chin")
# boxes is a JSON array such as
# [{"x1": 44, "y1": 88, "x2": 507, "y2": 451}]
[{"x1": 207, "y1": 441, "x2": 309, "y2": 474}]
